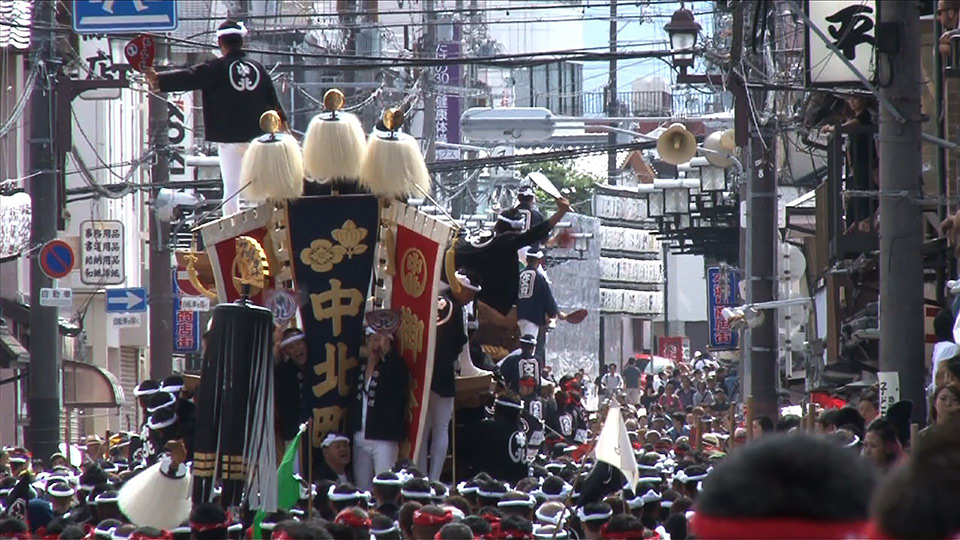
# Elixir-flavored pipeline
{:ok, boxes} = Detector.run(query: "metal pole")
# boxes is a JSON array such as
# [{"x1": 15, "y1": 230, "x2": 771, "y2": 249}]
[
  {"x1": 878, "y1": 0, "x2": 926, "y2": 424},
  {"x1": 607, "y1": 0, "x2": 619, "y2": 185},
  {"x1": 149, "y1": 41, "x2": 173, "y2": 380},
  {"x1": 27, "y1": 0, "x2": 62, "y2": 465},
  {"x1": 742, "y1": 2, "x2": 778, "y2": 423}
]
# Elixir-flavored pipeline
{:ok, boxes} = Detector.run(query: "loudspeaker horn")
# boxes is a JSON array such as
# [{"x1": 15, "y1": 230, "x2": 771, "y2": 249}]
[
  {"x1": 703, "y1": 129, "x2": 736, "y2": 168},
  {"x1": 657, "y1": 123, "x2": 697, "y2": 165}
]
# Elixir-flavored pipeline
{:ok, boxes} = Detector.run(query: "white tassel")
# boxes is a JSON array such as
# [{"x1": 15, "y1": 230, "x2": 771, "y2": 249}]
[
  {"x1": 117, "y1": 462, "x2": 191, "y2": 531},
  {"x1": 302, "y1": 112, "x2": 367, "y2": 182},
  {"x1": 240, "y1": 135, "x2": 304, "y2": 202},
  {"x1": 359, "y1": 133, "x2": 431, "y2": 199}
]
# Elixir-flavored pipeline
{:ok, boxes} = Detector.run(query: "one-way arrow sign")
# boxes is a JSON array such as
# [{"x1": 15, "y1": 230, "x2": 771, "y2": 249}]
[{"x1": 105, "y1": 287, "x2": 147, "y2": 313}]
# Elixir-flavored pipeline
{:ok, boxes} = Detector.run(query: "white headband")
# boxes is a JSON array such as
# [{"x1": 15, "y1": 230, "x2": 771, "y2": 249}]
[
  {"x1": 532, "y1": 483, "x2": 572, "y2": 502},
  {"x1": 456, "y1": 481, "x2": 478, "y2": 494},
  {"x1": 47, "y1": 483, "x2": 76, "y2": 498},
  {"x1": 95, "y1": 492, "x2": 118, "y2": 503},
  {"x1": 373, "y1": 476, "x2": 403, "y2": 487},
  {"x1": 321, "y1": 433, "x2": 349, "y2": 448},
  {"x1": 495, "y1": 399, "x2": 523, "y2": 410},
  {"x1": 476, "y1": 488, "x2": 506, "y2": 499},
  {"x1": 216, "y1": 21, "x2": 248, "y2": 38},
  {"x1": 577, "y1": 508, "x2": 613, "y2": 522},
  {"x1": 146, "y1": 392, "x2": 176, "y2": 413},
  {"x1": 498, "y1": 494, "x2": 536, "y2": 508},
  {"x1": 401, "y1": 488, "x2": 434, "y2": 499},
  {"x1": 280, "y1": 333, "x2": 305, "y2": 348},
  {"x1": 371, "y1": 523, "x2": 399, "y2": 535},
  {"x1": 533, "y1": 526, "x2": 568, "y2": 539},
  {"x1": 147, "y1": 414, "x2": 177, "y2": 430},
  {"x1": 327, "y1": 484, "x2": 369, "y2": 502},
  {"x1": 535, "y1": 507, "x2": 568, "y2": 526},
  {"x1": 455, "y1": 272, "x2": 481, "y2": 292},
  {"x1": 660, "y1": 500, "x2": 674, "y2": 509},
  {"x1": 640, "y1": 489, "x2": 662, "y2": 504}
]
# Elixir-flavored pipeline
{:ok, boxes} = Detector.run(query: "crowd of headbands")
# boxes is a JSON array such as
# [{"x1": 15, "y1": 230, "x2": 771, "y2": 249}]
[{"x1": 1, "y1": 348, "x2": 959, "y2": 540}]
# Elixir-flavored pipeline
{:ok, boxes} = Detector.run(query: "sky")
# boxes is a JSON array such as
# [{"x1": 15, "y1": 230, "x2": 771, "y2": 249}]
[{"x1": 580, "y1": 1, "x2": 716, "y2": 92}]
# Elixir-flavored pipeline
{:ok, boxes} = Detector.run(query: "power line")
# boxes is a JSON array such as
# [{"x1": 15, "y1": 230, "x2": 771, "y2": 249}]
[{"x1": 173, "y1": 1, "x2": 700, "y2": 21}]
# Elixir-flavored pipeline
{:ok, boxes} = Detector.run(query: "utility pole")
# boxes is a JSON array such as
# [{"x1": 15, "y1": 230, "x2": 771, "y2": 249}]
[
  {"x1": 423, "y1": 0, "x2": 438, "y2": 163},
  {"x1": 607, "y1": 0, "x2": 618, "y2": 185},
  {"x1": 27, "y1": 0, "x2": 61, "y2": 464},
  {"x1": 878, "y1": 0, "x2": 925, "y2": 423},
  {"x1": 149, "y1": 41, "x2": 173, "y2": 380},
  {"x1": 739, "y1": 2, "x2": 778, "y2": 422}
]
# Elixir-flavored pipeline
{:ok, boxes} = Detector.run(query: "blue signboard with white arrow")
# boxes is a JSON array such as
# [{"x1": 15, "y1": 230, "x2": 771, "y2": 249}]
[{"x1": 106, "y1": 287, "x2": 147, "y2": 313}]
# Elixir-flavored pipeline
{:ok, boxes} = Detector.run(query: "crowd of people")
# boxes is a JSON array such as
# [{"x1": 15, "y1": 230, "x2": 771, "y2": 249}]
[{"x1": 1, "y1": 341, "x2": 957, "y2": 539}]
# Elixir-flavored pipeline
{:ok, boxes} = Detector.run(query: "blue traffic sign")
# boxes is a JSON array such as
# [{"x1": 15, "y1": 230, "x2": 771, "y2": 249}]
[
  {"x1": 73, "y1": 0, "x2": 178, "y2": 34},
  {"x1": 106, "y1": 287, "x2": 147, "y2": 313}
]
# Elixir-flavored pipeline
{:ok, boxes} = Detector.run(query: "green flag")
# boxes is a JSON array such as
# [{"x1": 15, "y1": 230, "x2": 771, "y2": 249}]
[{"x1": 253, "y1": 424, "x2": 306, "y2": 538}]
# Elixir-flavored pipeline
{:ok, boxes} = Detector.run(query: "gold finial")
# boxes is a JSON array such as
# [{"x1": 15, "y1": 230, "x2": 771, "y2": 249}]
[
  {"x1": 324, "y1": 89, "x2": 345, "y2": 112},
  {"x1": 260, "y1": 110, "x2": 281, "y2": 134},
  {"x1": 382, "y1": 107, "x2": 404, "y2": 131}
]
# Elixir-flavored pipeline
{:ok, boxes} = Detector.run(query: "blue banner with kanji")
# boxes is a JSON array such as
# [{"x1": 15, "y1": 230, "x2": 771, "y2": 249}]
[
  {"x1": 707, "y1": 266, "x2": 740, "y2": 350},
  {"x1": 286, "y1": 195, "x2": 379, "y2": 450}
]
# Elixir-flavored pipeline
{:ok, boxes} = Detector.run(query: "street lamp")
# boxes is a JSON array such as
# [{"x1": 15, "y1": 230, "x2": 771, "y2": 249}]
[
  {"x1": 664, "y1": 5, "x2": 700, "y2": 71},
  {"x1": 664, "y1": 5, "x2": 724, "y2": 85}
]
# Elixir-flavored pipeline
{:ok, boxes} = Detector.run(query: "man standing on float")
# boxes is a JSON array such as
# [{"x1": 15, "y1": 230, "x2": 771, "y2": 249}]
[{"x1": 146, "y1": 20, "x2": 286, "y2": 215}]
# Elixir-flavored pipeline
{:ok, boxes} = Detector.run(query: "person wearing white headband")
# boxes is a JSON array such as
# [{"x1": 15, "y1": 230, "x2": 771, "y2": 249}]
[
  {"x1": 144, "y1": 19, "x2": 286, "y2": 216},
  {"x1": 275, "y1": 327, "x2": 309, "y2": 449},
  {"x1": 317, "y1": 432, "x2": 352, "y2": 485},
  {"x1": 346, "y1": 321, "x2": 409, "y2": 490}
]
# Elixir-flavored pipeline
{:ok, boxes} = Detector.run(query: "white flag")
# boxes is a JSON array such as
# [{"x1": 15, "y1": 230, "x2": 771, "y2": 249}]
[{"x1": 595, "y1": 406, "x2": 639, "y2": 489}]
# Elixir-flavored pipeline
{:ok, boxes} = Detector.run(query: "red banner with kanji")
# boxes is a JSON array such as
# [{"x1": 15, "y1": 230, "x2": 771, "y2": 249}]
[
  {"x1": 658, "y1": 336, "x2": 685, "y2": 364},
  {"x1": 390, "y1": 223, "x2": 444, "y2": 463}
]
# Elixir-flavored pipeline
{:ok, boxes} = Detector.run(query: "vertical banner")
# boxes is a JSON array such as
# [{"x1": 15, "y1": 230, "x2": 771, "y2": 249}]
[
  {"x1": 198, "y1": 206, "x2": 275, "y2": 305},
  {"x1": 707, "y1": 267, "x2": 740, "y2": 350},
  {"x1": 172, "y1": 271, "x2": 200, "y2": 354},
  {"x1": 389, "y1": 204, "x2": 450, "y2": 462},
  {"x1": 877, "y1": 371, "x2": 900, "y2": 417},
  {"x1": 286, "y1": 196, "x2": 379, "y2": 450},
  {"x1": 434, "y1": 32, "x2": 461, "y2": 161},
  {"x1": 658, "y1": 336, "x2": 685, "y2": 365}
]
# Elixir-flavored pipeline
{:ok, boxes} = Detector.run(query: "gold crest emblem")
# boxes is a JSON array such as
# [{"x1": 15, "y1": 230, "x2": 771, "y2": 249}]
[{"x1": 399, "y1": 248, "x2": 427, "y2": 298}]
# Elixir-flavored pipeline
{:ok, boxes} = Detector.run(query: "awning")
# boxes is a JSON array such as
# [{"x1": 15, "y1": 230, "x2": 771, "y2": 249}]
[
  {"x1": 63, "y1": 360, "x2": 125, "y2": 408},
  {"x1": 784, "y1": 189, "x2": 817, "y2": 239},
  {"x1": 0, "y1": 324, "x2": 28, "y2": 369}
]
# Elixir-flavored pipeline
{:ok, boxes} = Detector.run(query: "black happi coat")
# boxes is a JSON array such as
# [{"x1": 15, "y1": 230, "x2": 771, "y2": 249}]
[
  {"x1": 156, "y1": 50, "x2": 285, "y2": 143},
  {"x1": 275, "y1": 359, "x2": 308, "y2": 441},
  {"x1": 346, "y1": 350, "x2": 409, "y2": 442},
  {"x1": 521, "y1": 395, "x2": 546, "y2": 448},
  {"x1": 500, "y1": 353, "x2": 541, "y2": 394},
  {"x1": 432, "y1": 293, "x2": 469, "y2": 398},
  {"x1": 453, "y1": 218, "x2": 556, "y2": 315},
  {"x1": 458, "y1": 408, "x2": 529, "y2": 485}
]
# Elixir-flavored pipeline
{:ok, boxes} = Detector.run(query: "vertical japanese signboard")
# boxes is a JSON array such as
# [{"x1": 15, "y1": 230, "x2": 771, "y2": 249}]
[
  {"x1": 434, "y1": 31, "x2": 461, "y2": 161},
  {"x1": 173, "y1": 272, "x2": 200, "y2": 354},
  {"x1": 707, "y1": 266, "x2": 740, "y2": 350},
  {"x1": 805, "y1": 0, "x2": 877, "y2": 85},
  {"x1": 80, "y1": 220, "x2": 125, "y2": 285}
]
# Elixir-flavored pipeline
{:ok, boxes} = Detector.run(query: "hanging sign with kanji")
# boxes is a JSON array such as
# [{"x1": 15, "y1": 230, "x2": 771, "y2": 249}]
[
  {"x1": 286, "y1": 196, "x2": 379, "y2": 451},
  {"x1": 80, "y1": 220, "x2": 125, "y2": 285}
]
